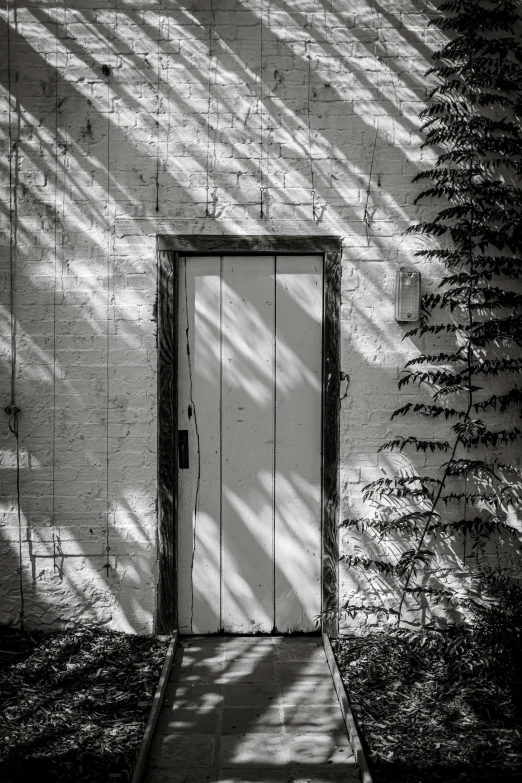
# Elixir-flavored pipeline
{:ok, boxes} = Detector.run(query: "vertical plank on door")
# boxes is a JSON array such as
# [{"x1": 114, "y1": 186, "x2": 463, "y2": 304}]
[
  {"x1": 275, "y1": 255, "x2": 323, "y2": 632},
  {"x1": 177, "y1": 256, "x2": 221, "y2": 633},
  {"x1": 221, "y1": 255, "x2": 275, "y2": 633}
]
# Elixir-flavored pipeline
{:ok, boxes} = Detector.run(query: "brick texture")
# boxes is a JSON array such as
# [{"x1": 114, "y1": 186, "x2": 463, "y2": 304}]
[{"x1": 1, "y1": 0, "x2": 519, "y2": 633}]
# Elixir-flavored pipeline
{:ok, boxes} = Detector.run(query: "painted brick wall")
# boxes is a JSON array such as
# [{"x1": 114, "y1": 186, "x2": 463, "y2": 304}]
[{"x1": 1, "y1": 0, "x2": 519, "y2": 633}]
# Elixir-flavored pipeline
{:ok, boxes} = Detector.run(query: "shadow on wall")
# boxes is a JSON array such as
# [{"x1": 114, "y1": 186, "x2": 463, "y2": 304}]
[{"x1": 0, "y1": 0, "x2": 485, "y2": 632}]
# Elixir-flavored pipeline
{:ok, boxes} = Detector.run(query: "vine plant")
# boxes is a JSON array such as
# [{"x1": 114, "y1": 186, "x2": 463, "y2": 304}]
[{"x1": 340, "y1": 0, "x2": 522, "y2": 628}]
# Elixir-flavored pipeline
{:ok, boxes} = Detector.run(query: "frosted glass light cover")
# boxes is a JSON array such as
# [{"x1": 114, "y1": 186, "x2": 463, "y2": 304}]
[{"x1": 395, "y1": 267, "x2": 421, "y2": 322}]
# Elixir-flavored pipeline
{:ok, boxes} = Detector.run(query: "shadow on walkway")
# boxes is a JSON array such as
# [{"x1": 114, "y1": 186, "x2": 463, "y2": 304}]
[{"x1": 144, "y1": 635, "x2": 359, "y2": 783}]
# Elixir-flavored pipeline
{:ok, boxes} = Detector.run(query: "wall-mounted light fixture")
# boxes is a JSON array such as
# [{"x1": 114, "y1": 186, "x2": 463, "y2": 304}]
[{"x1": 395, "y1": 267, "x2": 421, "y2": 322}]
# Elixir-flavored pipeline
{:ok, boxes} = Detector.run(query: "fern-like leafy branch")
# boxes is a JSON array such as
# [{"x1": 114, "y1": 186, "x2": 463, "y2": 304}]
[{"x1": 341, "y1": 0, "x2": 522, "y2": 628}]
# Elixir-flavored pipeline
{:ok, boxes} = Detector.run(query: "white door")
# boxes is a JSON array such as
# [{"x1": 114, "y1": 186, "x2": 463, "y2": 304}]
[{"x1": 176, "y1": 254, "x2": 323, "y2": 634}]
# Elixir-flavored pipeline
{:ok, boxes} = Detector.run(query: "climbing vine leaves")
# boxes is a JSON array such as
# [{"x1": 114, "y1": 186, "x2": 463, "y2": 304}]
[{"x1": 342, "y1": 0, "x2": 522, "y2": 627}]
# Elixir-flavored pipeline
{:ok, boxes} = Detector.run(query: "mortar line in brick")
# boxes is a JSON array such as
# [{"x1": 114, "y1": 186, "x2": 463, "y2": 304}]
[
  {"x1": 154, "y1": 4, "x2": 162, "y2": 215},
  {"x1": 104, "y1": 54, "x2": 111, "y2": 579},
  {"x1": 306, "y1": 0, "x2": 317, "y2": 223},
  {"x1": 259, "y1": 0, "x2": 264, "y2": 219},
  {"x1": 52, "y1": 6, "x2": 58, "y2": 540},
  {"x1": 205, "y1": 0, "x2": 215, "y2": 218}
]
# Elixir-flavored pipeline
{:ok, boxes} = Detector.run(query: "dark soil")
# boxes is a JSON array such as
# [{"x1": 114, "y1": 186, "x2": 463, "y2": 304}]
[
  {"x1": 0, "y1": 624, "x2": 169, "y2": 783},
  {"x1": 335, "y1": 630, "x2": 522, "y2": 783}
]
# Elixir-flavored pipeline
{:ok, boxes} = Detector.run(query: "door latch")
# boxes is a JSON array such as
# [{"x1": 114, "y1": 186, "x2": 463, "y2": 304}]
[{"x1": 178, "y1": 430, "x2": 189, "y2": 469}]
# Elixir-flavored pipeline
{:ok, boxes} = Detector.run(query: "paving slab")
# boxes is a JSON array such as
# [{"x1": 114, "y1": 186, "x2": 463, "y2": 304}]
[
  {"x1": 225, "y1": 649, "x2": 278, "y2": 663},
  {"x1": 222, "y1": 707, "x2": 284, "y2": 735},
  {"x1": 217, "y1": 769, "x2": 359, "y2": 783},
  {"x1": 220, "y1": 662, "x2": 278, "y2": 684},
  {"x1": 146, "y1": 768, "x2": 219, "y2": 783},
  {"x1": 149, "y1": 733, "x2": 215, "y2": 767},
  {"x1": 163, "y1": 682, "x2": 224, "y2": 708},
  {"x1": 274, "y1": 645, "x2": 325, "y2": 662},
  {"x1": 181, "y1": 639, "x2": 225, "y2": 647},
  {"x1": 226, "y1": 637, "x2": 276, "y2": 646},
  {"x1": 279, "y1": 678, "x2": 338, "y2": 706},
  {"x1": 171, "y1": 659, "x2": 226, "y2": 684},
  {"x1": 282, "y1": 704, "x2": 347, "y2": 734},
  {"x1": 287, "y1": 733, "x2": 355, "y2": 765},
  {"x1": 277, "y1": 660, "x2": 330, "y2": 678},
  {"x1": 144, "y1": 636, "x2": 358, "y2": 783},
  {"x1": 217, "y1": 771, "x2": 295, "y2": 783},
  {"x1": 288, "y1": 767, "x2": 359, "y2": 783},
  {"x1": 156, "y1": 705, "x2": 220, "y2": 734},
  {"x1": 223, "y1": 682, "x2": 281, "y2": 707},
  {"x1": 219, "y1": 733, "x2": 290, "y2": 767}
]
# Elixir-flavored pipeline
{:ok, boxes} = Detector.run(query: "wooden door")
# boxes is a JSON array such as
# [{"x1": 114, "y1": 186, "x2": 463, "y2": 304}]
[{"x1": 176, "y1": 254, "x2": 323, "y2": 634}]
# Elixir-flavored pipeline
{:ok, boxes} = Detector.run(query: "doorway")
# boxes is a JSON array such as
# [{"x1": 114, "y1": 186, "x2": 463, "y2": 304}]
[
  {"x1": 177, "y1": 254, "x2": 322, "y2": 633},
  {"x1": 156, "y1": 236, "x2": 341, "y2": 636}
]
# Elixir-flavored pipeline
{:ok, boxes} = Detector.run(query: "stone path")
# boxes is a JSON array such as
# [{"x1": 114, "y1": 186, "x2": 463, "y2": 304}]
[{"x1": 144, "y1": 635, "x2": 359, "y2": 783}]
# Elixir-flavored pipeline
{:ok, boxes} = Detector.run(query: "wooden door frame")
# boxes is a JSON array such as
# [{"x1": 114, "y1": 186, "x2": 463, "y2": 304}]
[{"x1": 156, "y1": 235, "x2": 341, "y2": 636}]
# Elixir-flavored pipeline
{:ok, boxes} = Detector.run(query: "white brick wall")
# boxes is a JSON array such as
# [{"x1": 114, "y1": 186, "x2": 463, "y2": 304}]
[{"x1": 1, "y1": 0, "x2": 519, "y2": 633}]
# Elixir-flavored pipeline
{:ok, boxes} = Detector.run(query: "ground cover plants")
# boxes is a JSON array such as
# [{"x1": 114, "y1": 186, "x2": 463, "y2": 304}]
[
  {"x1": 335, "y1": 600, "x2": 522, "y2": 783},
  {"x1": 335, "y1": 568, "x2": 522, "y2": 781},
  {"x1": 0, "y1": 625, "x2": 169, "y2": 783}
]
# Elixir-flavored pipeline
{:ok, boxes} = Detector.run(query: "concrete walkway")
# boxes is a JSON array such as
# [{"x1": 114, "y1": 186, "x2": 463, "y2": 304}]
[{"x1": 144, "y1": 635, "x2": 359, "y2": 783}]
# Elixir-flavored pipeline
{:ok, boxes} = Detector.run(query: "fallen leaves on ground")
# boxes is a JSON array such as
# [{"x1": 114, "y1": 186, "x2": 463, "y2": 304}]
[
  {"x1": 0, "y1": 624, "x2": 169, "y2": 783},
  {"x1": 336, "y1": 630, "x2": 522, "y2": 783}
]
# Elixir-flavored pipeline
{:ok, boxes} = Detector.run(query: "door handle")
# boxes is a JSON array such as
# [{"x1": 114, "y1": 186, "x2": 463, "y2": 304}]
[{"x1": 178, "y1": 430, "x2": 189, "y2": 469}]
